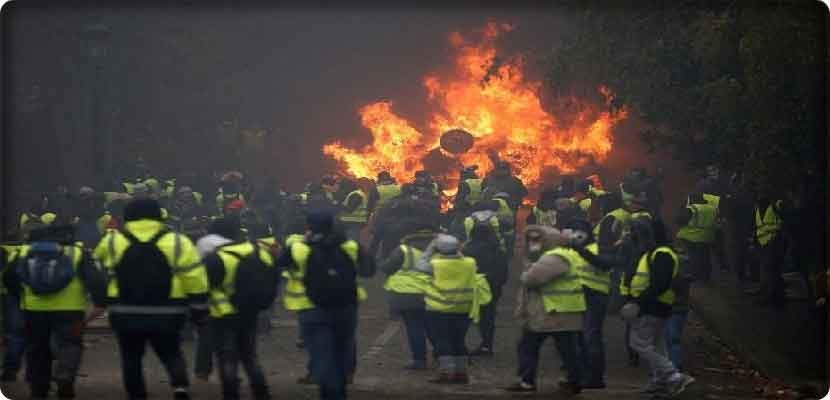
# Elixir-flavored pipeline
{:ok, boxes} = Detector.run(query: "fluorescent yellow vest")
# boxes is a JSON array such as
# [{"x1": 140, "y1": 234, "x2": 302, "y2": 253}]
[
  {"x1": 575, "y1": 243, "x2": 609, "y2": 294},
  {"x1": 283, "y1": 239, "x2": 364, "y2": 311},
  {"x1": 383, "y1": 245, "x2": 430, "y2": 294},
  {"x1": 424, "y1": 256, "x2": 477, "y2": 314},
  {"x1": 464, "y1": 179, "x2": 483, "y2": 205},
  {"x1": 629, "y1": 246, "x2": 679, "y2": 305},
  {"x1": 376, "y1": 184, "x2": 401, "y2": 208},
  {"x1": 19, "y1": 243, "x2": 88, "y2": 311},
  {"x1": 755, "y1": 202, "x2": 782, "y2": 247},
  {"x1": 339, "y1": 190, "x2": 369, "y2": 224},
  {"x1": 593, "y1": 208, "x2": 631, "y2": 237},
  {"x1": 676, "y1": 203, "x2": 716, "y2": 243},
  {"x1": 208, "y1": 242, "x2": 275, "y2": 318},
  {"x1": 532, "y1": 206, "x2": 557, "y2": 227},
  {"x1": 463, "y1": 216, "x2": 505, "y2": 250},
  {"x1": 540, "y1": 247, "x2": 587, "y2": 313}
]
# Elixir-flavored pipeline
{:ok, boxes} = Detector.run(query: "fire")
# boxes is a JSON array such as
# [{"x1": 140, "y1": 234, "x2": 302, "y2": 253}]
[{"x1": 323, "y1": 21, "x2": 627, "y2": 201}]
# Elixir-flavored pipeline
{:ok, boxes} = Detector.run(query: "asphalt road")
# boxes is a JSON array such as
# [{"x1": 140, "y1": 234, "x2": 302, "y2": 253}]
[{"x1": 0, "y1": 261, "x2": 769, "y2": 400}]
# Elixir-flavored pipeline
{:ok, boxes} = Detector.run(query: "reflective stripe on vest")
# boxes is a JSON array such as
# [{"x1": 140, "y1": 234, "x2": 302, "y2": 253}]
[
  {"x1": 339, "y1": 190, "x2": 369, "y2": 223},
  {"x1": 629, "y1": 246, "x2": 679, "y2": 305},
  {"x1": 209, "y1": 242, "x2": 275, "y2": 318},
  {"x1": 540, "y1": 248, "x2": 587, "y2": 313},
  {"x1": 424, "y1": 256, "x2": 477, "y2": 313},
  {"x1": 284, "y1": 240, "x2": 362, "y2": 311},
  {"x1": 19, "y1": 244, "x2": 88, "y2": 312},
  {"x1": 464, "y1": 179, "x2": 483, "y2": 205},
  {"x1": 755, "y1": 202, "x2": 782, "y2": 247},
  {"x1": 676, "y1": 203, "x2": 716, "y2": 243},
  {"x1": 702, "y1": 193, "x2": 720, "y2": 214},
  {"x1": 574, "y1": 243, "x2": 610, "y2": 294},
  {"x1": 383, "y1": 245, "x2": 429, "y2": 294}
]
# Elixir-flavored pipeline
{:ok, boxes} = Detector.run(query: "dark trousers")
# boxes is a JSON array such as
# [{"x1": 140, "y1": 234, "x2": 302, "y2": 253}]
[
  {"x1": 24, "y1": 311, "x2": 84, "y2": 396},
  {"x1": 425, "y1": 311, "x2": 470, "y2": 357},
  {"x1": 2, "y1": 294, "x2": 26, "y2": 374},
  {"x1": 212, "y1": 314, "x2": 269, "y2": 400},
  {"x1": 477, "y1": 285, "x2": 503, "y2": 349},
  {"x1": 760, "y1": 236, "x2": 787, "y2": 303},
  {"x1": 399, "y1": 309, "x2": 428, "y2": 362},
  {"x1": 578, "y1": 288, "x2": 608, "y2": 384},
  {"x1": 115, "y1": 330, "x2": 189, "y2": 399},
  {"x1": 194, "y1": 321, "x2": 213, "y2": 377},
  {"x1": 517, "y1": 329, "x2": 581, "y2": 386},
  {"x1": 299, "y1": 305, "x2": 358, "y2": 400},
  {"x1": 686, "y1": 241, "x2": 712, "y2": 282}
]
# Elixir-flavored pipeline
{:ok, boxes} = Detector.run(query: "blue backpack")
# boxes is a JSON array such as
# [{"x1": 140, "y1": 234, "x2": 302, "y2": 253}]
[{"x1": 17, "y1": 242, "x2": 76, "y2": 295}]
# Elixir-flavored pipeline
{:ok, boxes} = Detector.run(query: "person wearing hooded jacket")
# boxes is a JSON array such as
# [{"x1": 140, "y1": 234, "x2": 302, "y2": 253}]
[
  {"x1": 506, "y1": 225, "x2": 584, "y2": 396},
  {"x1": 379, "y1": 222, "x2": 438, "y2": 370},
  {"x1": 463, "y1": 219, "x2": 509, "y2": 357}
]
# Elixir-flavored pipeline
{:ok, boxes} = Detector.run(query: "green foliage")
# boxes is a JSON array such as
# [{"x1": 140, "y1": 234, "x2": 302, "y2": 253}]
[{"x1": 547, "y1": 2, "x2": 826, "y2": 196}]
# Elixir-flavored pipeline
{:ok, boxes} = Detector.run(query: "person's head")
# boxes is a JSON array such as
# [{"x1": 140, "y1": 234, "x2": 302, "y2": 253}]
[
  {"x1": 306, "y1": 210, "x2": 334, "y2": 235},
  {"x1": 537, "y1": 188, "x2": 559, "y2": 211},
  {"x1": 599, "y1": 192, "x2": 622, "y2": 214},
  {"x1": 414, "y1": 170, "x2": 430, "y2": 185},
  {"x1": 495, "y1": 161, "x2": 510, "y2": 174},
  {"x1": 432, "y1": 234, "x2": 460, "y2": 256},
  {"x1": 651, "y1": 218, "x2": 670, "y2": 247},
  {"x1": 705, "y1": 164, "x2": 720, "y2": 180},
  {"x1": 688, "y1": 192, "x2": 706, "y2": 204},
  {"x1": 176, "y1": 186, "x2": 195, "y2": 203},
  {"x1": 208, "y1": 215, "x2": 242, "y2": 241},
  {"x1": 628, "y1": 216, "x2": 656, "y2": 253},
  {"x1": 562, "y1": 218, "x2": 594, "y2": 246},
  {"x1": 377, "y1": 171, "x2": 394, "y2": 184},
  {"x1": 123, "y1": 198, "x2": 163, "y2": 222},
  {"x1": 469, "y1": 222, "x2": 498, "y2": 244},
  {"x1": 460, "y1": 165, "x2": 479, "y2": 180}
]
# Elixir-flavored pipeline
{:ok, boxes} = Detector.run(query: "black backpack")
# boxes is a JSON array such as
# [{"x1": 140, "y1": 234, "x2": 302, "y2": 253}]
[
  {"x1": 17, "y1": 242, "x2": 76, "y2": 295},
  {"x1": 222, "y1": 243, "x2": 280, "y2": 313},
  {"x1": 116, "y1": 230, "x2": 173, "y2": 306},
  {"x1": 303, "y1": 242, "x2": 357, "y2": 308}
]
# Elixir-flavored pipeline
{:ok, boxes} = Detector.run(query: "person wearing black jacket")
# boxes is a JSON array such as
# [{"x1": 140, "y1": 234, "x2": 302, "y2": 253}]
[{"x1": 462, "y1": 222, "x2": 509, "y2": 356}]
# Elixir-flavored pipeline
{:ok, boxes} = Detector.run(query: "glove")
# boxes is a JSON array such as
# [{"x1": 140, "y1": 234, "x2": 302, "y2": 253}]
[{"x1": 620, "y1": 302, "x2": 640, "y2": 322}]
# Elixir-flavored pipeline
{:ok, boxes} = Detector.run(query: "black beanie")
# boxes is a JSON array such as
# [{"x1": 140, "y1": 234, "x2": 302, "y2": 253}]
[{"x1": 123, "y1": 198, "x2": 163, "y2": 222}]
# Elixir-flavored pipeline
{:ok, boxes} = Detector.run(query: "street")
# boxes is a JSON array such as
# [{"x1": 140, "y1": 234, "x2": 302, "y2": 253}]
[{"x1": 0, "y1": 259, "x2": 772, "y2": 400}]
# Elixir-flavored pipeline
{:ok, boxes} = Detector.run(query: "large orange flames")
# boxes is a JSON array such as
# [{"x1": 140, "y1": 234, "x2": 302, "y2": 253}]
[{"x1": 323, "y1": 21, "x2": 627, "y2": 198}]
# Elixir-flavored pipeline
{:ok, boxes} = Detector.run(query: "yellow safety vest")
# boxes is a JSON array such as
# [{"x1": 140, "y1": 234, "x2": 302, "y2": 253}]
[
  {"x1": 383, "y1": 245, "x2": 430, "y2": 294},
  {"x1": 123, "y1": 182, "x2": 136, "y2": 194},
  {"x1": 208, "y1": 242, "x2": 275, "y2": 318},
  {"x1": 193, "y1": 192, "x2": 204, "y2": 206},
  {"x1": 494, "y1": 198, "x2": 514, "y2": 222},
  {"x1": 19, "y1": 243, "x2": 88, "y2": 311},
  {"x1": 464, "y1": 179, "x2": 483, "y2": 205},
  {"x1": 629, "y1": 246, "x2": 679, "y2": 305},
  {"x1": 463, "y1": 216, "x2": 505, "y2": 250},
  {"x1": 424, "y1": 256, "x2": 477, "y2": 314},
  {"x1": 283, "y1": 239, "x2": 365, "y2": 311},
  {"x1": 593, "y1": 208, "x2": 631, "y2": 237},
  {"x1": 576, "y1": 197, "x2": 592, "y2": 212},
  {"x1": 0, "y1": 245, "x2": 20, "y2": 296},
  {"x1": 339, "y1": 190, "x2": 369, "y2": 224},
  {"x1": 216, "y1": 192, "x2": 244, "y2": 211},
  {"x1": 96, "y1": 213, "x2": 112, "y2": 234},
  {"x1": 702, "y1": 193, "x2": 720, "y2": 215},
  {"x1": 630, "y1": 210, "x2": 652, "y2": 220},
  {"x1": 94, "y1": 219, "x2": 209, "y2": 314},
  {"x1": 676, "y1": 203, "x2": 716, "y2": 243},
  {"x1": 532, "y1": 206, "x2": 557, "y2": 227},
  {"x1": 540, "y1": 247, "x2": 587, "y2": 313},
  {"x1": 755, "y1": 202, "x2": 783, "y2": 247},
  {"x1": 574, "y1": 243, "x2": 609, "y2": 294},
  {"x1": 376, "y1": 184, "x2": 401, "y2": 208}
]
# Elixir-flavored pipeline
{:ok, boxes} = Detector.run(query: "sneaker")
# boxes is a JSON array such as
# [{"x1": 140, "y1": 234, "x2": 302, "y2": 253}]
[
  {"x1": 173, "y1": 387, "x2": 191, "y2": 400},
  {"x1": 296, "y1": 374, "x2": 315, "y2": 385},
  {"x1": 0, "y1": 370, "x2": 17, "y2": 382},
  {"x1": 666, "y1": 373, "x2": 695, "y2": 396},
  {"x1": 469, "y1": 346, "x2": 494, "y2": 357},
  {"x1": 450, "y1": 373, "x2": 469, "y2": 384},
  {"x1": 504, "y1": 381, "x2": 536, "y2": 392},
  {"x1": 404, "y1": 360, "x2": 427, "y2": 370},
  {"x1": 641, "y1": 380, "x2": 664, "y2": 394},
  {"x1": 428, "y1": 373, "x2": 453, "y2": 384}
]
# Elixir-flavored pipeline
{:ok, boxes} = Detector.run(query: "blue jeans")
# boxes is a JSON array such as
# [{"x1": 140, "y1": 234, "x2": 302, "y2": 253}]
[
  {"x1": 2, "y1": 294, "x2": 26, "y2": 374},
  {"x1": 664, "y1": 310, "x2": 688, "y2": 372},
  {"x1": 399, "y1": 309, "x2": 427, "y2": 362},
  {"x1": 577, "y1": 288, "x2": 608, "y2": 384},
  {"x1": 299, "y1": 306, "x2": 358, "y2": 400}
]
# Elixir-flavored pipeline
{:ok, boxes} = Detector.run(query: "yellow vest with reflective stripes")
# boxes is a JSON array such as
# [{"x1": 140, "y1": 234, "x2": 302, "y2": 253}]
[
  {"x1": 494, "y1": 198, "x2": 513, "y2": 222},
  {"x1": 540, "y1": 248, "x2": 587, "y2": 313},
  {"x1": 19, "y1": 243, "x2": 88, "y2": 311},
  {"x1": 424, "y1": 256, "x2": 477, "y2": 314},
  {"x1": 383, "y1": 245, "x2": 430, "y2": 294},
  {"x1": 593, "y1": 208, "x2": 631, "y2": 237},
  {"x1": 575, "y1": 243, "x2": 609, "y2": 294},
  {"x1": 208, "y1": 242, "x2": 276, "y2": 318},
  {"x1": 94, "y1": 220, "x2": 208, "y2": 314},
  {"x1": 629, "y1": 246, "x2": 679, "y2": 305},
  {"x1": 532, "y1": 206, "x2": 557, "y2": 227},
  {"x1": 464, "y1": 179, "x2": 483, "y2": 205},
  {"x1": 630, "y1": 210, "x2": 652, "y2": 220},
  {"x1": 577, "y1": 197, "x2": 592, "y2": 212},
  {"x1": 376, "y1": 184, "x2": 401, "y2": 208},
  {"x1": 339, "y1": 190, "x2": 369, "y2": 224},
  {"x1": 463, "y1": 216, "x2": 505, "y2": 250},
  {"x1": 284, "y1": 239, "x2": 365, "y2": 311},
  {"x1": 702, "y1": 193, "x2": 720, "y2": 215},
  {"x1": 755, "y1": 202, "x2": 782, "y2": 247},
  {"x1": 676, "y1": 203, "x2": 717, "y2": 243}
]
